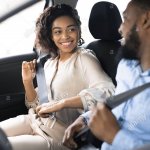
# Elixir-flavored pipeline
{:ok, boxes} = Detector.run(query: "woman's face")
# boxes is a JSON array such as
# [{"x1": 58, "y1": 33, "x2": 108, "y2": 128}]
[{"x1": 51, "y1": 16, "x2": 80, "y2": 54}]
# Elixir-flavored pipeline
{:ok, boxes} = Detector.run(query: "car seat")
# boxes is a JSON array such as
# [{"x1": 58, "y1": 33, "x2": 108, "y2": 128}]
[
  {"x1": 86, "y1": 1, "x2": 122, "y2": 86},
  {"x1": 76, "y1": 2, "x2": 122, "y2": 149}
]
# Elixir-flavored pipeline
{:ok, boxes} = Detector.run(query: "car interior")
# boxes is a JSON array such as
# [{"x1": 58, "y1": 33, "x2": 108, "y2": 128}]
[
  {"x1": 74, "y1": 2, "x2": 122, "y2": 149},
  {"x1": 0, "y1": 128, "x2": 12, "y2": 150},
  {"x1": 0, "y1": 0, "x2": 123, "y2": 120},
  {"x1": 0, "y1": 0, "x2": 130, "y2": 149}
]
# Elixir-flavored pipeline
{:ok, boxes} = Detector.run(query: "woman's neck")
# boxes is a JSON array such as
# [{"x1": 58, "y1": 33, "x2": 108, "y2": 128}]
[
  {"x1": 59, "y1": 48, "x2": 77, "y2": 62},
  {"x1": 59, "y1": 52, "x2": 74, "y2": 62}
]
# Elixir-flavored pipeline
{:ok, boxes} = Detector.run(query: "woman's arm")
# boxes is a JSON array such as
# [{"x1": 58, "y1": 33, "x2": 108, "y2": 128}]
[
  {"x1": 36, "y1": 49, "x2": 115, "y2": 117},
  {"x1": 22, "y1": 60, "x2": 37, "y2": 103},
  {"x1": 78, "y1": 49, "x2": 115, "y2": 111},
  {"x1": 36, "y1": 96, "x2": 83, "y2": 117}
]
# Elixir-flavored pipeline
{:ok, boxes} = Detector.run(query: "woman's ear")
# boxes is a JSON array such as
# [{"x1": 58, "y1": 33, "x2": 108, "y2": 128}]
[{"x1": 142, "y1": 11, "x2": 150, "y2": 29}]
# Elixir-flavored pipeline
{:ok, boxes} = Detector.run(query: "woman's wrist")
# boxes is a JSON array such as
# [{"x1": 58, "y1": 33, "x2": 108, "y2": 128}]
[
  {"x1": 61, "y1": 96, "x2": 83, "y2": 109},
  {"x1": 23, "y1": 80, "x2": 34, "y2": 89},
  {"x1": 60, "y1": 99, "x2": 66, "y2": 109},
  {"x1": 23, "y1": 79, "x2": 33, "y2": 84}
]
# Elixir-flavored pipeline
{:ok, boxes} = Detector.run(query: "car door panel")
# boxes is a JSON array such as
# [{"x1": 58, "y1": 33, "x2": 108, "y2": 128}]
[{"x1": 0, "y1": 52, "x2": 37, "y2": 121}]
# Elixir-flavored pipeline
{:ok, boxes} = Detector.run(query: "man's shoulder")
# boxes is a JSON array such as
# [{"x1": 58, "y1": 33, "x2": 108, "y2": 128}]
[
  {"x1": 115, "y1": 59, "x2": 140, "y2": 84},
  {"x1": 118, "y1": 59, "x2": 139, "y2": 70}
]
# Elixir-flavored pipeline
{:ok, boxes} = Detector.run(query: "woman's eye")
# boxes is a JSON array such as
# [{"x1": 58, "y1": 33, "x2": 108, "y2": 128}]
[
  {"x1": 53, "y1": 30, "x2": 62, "y2": 35},
  {"x1": 68, "y1": 27, "x2": 77, "y2": 32}
]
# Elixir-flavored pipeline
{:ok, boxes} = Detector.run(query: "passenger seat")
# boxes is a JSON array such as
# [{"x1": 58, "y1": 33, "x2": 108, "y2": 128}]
[{"x1": 86, "y1": 1, "x2": 122, "y2": 86}]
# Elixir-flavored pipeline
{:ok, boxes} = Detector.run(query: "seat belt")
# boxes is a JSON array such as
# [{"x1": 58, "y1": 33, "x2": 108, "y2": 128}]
[
  {"x1": 33, "y1": 0, "x2": 50, "y2": 104},
  {"x1": 36, "y1": 52, "x2": 150, "y2": 110},
  {"x1": 74, "y1": 82, "x2": 150, "y2": 148},
  {"x1": 106, "y1": 82, "x2": 150, "y2": 109},
  {"x1": 36, "y1": 54, "x2": 50, "y2": 104},
  {"x1": 35, "y1": 52, "x2": 150, "y2": 148}
]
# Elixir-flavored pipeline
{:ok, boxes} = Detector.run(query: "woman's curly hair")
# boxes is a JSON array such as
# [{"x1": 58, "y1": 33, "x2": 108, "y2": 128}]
[{"x1": 35, "y1": 4, "x2": 84, "y2": 57}]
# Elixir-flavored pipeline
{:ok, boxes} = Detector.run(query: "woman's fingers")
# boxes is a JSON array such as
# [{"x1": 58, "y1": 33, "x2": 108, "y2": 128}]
[
  {"x1": 22, "y1": 61, "x2": 28, "y2": 68},
  {"x1": 36, "y1": 101, "x2": 62, "y2": 117},
  {"x1": 40, "y1": 101, "x2": 61, "y2": 114},
  {"x1": 29, "y1": 60, "x2": 36, "y2": 72},
  {"x1": 36, "y1": 105, "x2": 41, "y2": 114},
  {"x1": 36, "y1": 103, "x2": 52, "y2": 117},
  {"x1": 22, "y1": 60, "x2": 37, "y2": 80},
  {"x1": 38, "y1": 106, "x2": 53, "y2": 116},
  {"x1": 22, "y1": 60, "x2": 36, "y2": 71}
]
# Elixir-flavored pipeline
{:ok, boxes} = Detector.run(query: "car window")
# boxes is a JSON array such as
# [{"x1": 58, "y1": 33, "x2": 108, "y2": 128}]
[
  {"x1": 76, "y1": 0, "x2": 130, "y2": 45},
  {"x1": 0, "y1": 1, "x2": 45, "y2": 58},
  {"x1": 0, "y1": 0, "x2": 130, "y2": 58}
]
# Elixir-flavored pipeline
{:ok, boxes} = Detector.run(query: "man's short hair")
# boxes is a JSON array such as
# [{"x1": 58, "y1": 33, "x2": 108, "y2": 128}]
[{"x1": 131, "y1": 0, "x2": 150, "y2": 11}]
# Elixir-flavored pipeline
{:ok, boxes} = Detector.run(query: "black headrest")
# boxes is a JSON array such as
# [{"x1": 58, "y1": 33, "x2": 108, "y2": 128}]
[{"x1": 89, "y1": 1, "x2": 122, "y2": 41}]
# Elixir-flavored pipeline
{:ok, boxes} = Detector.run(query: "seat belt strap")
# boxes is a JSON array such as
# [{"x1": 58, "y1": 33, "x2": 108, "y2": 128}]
[
  {"x1": 106, "y1": 82, "x2": 150, "y2": 109},
  {"x1": 33, "y1": 0, "x2": 50, "y2": 104},
  {"x1": 36, "y1": 55, "x2": 49, "y2": 104},
  {"x1": 75, "y1": 82, "x2": 150, "y2": 143}
]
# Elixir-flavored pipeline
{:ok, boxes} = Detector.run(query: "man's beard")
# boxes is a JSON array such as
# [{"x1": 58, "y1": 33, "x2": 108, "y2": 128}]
[{"x1": 116, "y1": 25, "x2": 141, "y2": 62}]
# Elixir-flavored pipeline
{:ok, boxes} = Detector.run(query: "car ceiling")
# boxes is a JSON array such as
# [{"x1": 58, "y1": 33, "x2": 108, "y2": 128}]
[
  {"x1": 0, "y1": 0, "x2": 78, "y2": 23},
  {"x1": 0, "y1": 0, "x2": 43, "y2": 23},
  {"x1": 53, "y1": 0, "x2": 78, "y2": 8}
]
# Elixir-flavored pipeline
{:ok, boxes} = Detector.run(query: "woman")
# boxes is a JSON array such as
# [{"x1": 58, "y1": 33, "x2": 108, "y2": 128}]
[{"x1": 0, "y1": 4, "x2": 115, "y2": 150}]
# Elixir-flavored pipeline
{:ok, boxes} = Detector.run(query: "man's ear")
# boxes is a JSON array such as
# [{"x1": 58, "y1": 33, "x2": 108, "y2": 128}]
[{"x1": 142, "y1": 11, "x2": 150, "y2": 29}]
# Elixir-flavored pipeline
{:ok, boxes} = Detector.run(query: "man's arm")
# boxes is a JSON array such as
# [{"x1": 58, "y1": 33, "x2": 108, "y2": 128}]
[
  {"x1": 110, "y1": 129, "x2": 145, "y2": 150},
  {"x1": 89, "y1": 103, "x2": 120, "y2": 144},
  {"x1": 89, "y1": 103, "x2": 147, "y2": 150}
]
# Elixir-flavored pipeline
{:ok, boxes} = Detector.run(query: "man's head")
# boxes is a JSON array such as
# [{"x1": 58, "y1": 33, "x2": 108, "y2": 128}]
[{"x1": 118, "y1": 0, "x2": 150, "y2": 60}]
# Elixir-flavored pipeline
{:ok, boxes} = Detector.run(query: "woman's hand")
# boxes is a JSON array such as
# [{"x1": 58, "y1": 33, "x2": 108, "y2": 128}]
[
  {"x1": 22, "y1": 59, "x2": 36, "y2": 82},
  {"x1": 36, "y1": 100, "x2": 65, "y2": 117}
]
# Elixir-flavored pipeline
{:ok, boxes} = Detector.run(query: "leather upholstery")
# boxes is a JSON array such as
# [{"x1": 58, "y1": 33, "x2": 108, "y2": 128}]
[{"x1": 86, "y1": 1, "x2": 122, "y2": 86}]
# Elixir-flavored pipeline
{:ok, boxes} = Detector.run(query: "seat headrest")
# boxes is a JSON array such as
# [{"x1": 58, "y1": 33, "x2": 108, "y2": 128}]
[{"x1": 89, "y1": 1, "x2": 122, "y2": 41}]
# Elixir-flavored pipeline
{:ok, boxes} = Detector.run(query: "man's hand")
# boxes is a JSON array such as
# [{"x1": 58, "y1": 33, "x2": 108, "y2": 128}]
[
  {"x1": 62, "y1": 116, "x2": 86, "y2": 149},
  {"x1": 89, "y1": 103, "x2": 120, "y2": 144}
]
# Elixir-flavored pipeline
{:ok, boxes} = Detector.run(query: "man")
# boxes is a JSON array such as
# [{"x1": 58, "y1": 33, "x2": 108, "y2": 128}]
[{"x1": 62, "y1": 0, "x2": 150, "y2": 149}]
